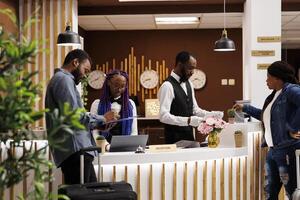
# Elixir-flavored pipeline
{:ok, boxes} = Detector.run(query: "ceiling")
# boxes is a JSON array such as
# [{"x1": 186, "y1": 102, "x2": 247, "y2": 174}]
[{"x1": 78, "y1": 0, "x2": 300, "y2": 48}]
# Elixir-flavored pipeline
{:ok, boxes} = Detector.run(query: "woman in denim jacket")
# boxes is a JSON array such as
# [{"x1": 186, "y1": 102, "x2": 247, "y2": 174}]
[{"x1": 234, "y1": 61, "x2": 300, "y2": 200}]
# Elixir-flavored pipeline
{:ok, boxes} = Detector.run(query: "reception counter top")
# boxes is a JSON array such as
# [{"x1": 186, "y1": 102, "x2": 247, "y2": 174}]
[
  {"x1": 100, "y1": 122, "x2": 261, "y2": 165},
  {"x1": 101, "y1": 147, "x2": 248, "y2": 165}
]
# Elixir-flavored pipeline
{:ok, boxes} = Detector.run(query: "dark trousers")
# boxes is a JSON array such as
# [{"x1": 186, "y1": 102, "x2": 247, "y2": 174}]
[
  {"x1": 264, "y1": 144, "x2": 300, "y2": 200},
  {"x1": 60, "y1": 151, "x2": 97, "y2": 185}
]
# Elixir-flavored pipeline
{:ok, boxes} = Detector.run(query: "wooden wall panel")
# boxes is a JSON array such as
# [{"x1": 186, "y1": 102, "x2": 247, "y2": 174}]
[
  {"x1": 19, "y1": 0, "x2": 78, "y2": 128},
  {"x1": 84, "y1": 29, "x2": 243, "y2": 116}
]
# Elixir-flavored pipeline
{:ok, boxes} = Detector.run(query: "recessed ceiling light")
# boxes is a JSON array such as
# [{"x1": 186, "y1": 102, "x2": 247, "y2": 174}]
[{"x1": 155, "y1": 17, "x2": 200, "y2": 24}]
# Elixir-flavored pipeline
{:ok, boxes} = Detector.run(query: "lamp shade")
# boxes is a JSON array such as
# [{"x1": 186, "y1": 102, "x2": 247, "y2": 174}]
[
  {"x1": 57, "y1": 25, "x2": 81, "y2": 46},
  {"x1": 214, "y1": 29, "x2": 236, "y2": 51}
]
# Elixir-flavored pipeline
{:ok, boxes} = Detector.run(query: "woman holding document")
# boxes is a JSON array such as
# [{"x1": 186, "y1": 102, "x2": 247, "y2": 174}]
[{"x1": 90, "y1": 70, "x2": 138, "y2": 143}]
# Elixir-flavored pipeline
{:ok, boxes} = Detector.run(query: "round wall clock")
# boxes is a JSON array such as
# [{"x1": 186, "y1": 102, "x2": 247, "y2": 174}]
[
  {"x1": 140, "y1": 69, "x2": 159, "y2": 89},
  {"x1": 87, "y1": 70, "x2": 106, "y2": 89},
  {"x1": 189, "y1": 69, "x2": 206, "y2": 89}
]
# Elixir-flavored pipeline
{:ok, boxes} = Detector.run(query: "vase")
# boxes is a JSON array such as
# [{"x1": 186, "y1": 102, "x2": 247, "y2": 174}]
[
  {"x1": 234, "y1": 133, "x2": 243, "y2": 147},
  {"x1": 208, "y1": 131, "x2": 220, "y2": 148}
]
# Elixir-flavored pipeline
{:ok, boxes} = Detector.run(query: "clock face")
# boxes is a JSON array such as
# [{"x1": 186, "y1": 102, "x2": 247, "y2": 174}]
[
  {"x1": 140, "y1": 70, "x2": 159, "y2": 89},
  {"x1": 87, "y1": 70, "x2": 106, "y2": 89},
  {"x1": 189, "y1": 69, "x2": 206, "y2": 89}
]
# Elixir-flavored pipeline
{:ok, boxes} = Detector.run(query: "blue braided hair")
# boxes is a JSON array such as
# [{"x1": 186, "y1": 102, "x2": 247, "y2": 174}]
[{"x1": 97, "y1": 70, "x2": 133, "y2": 135}]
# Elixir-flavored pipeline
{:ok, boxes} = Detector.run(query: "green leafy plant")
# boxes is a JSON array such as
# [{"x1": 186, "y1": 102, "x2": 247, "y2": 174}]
[
  {"x1": 227, "y1": 108, "x2": 235, "y2": 118},
  {"x1": 234, "y1": 130, "x2": 243, "y2": 135},
  {"x1": 0, "y1": 8, "x2": 84, "y2": 200},
  {"x1": 81, "y1": 75, "x2": 88, "y2": 107}
]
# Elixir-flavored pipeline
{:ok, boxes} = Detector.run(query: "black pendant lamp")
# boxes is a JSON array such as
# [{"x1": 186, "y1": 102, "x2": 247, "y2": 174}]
[
  {"x1": 57, "y1": 22, "x2": 81, "y2": 47},
  {"x1": 214, "y1": 0, "x2": 236, "y2": 52}
]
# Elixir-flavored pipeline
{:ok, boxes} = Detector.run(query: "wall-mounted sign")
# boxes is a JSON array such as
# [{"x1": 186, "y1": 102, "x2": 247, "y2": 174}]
[
  {"x1": 145, "y1": 99, "x2": 160, "y2": 118},
  {"x1": 257, "y1": 63, "x2": 271, "y2": 70},
  {"x1": 251, "y1": 50, "x2": 275, "y2": 57},
  {"x1": 257, "y1": 36, "x2": 281, "y2": 43}
]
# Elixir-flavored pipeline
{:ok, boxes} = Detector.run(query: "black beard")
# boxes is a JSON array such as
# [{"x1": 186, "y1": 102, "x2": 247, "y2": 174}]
[
  {"x1": 180, "y1": 67, "x2": 189, "y2": 82},
  {"x1": 71, "y1": 67, "x2": 81, "y2": 85}
]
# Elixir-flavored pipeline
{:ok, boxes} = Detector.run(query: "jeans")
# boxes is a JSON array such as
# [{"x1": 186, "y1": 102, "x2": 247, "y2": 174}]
[{"x1": 264, "y1": 143, "x2": 300, "y2": 200}]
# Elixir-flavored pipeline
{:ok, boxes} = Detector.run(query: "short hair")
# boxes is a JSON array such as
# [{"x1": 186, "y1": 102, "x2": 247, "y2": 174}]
[
  {"x1": 268, "y1": 61, "x2": 298, "y2": 84},
  {"x1": 63, "y1": 49, "x2": 92, "y2": 66},
  {"x1": 175, "y1": 51, "x2": 192, "y2": 66}
]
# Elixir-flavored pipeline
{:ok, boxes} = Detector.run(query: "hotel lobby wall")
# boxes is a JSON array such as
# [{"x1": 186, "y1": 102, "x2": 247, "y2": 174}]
[
  {"x1": 84, "y1": 29, "x2": 243, "y2": 117},
  {"x1": 0, "y1": 0, "x2": 18, "y2": 34},
  {"x1": 17, "y1": 0, "x2": 79, "y2": 128}
]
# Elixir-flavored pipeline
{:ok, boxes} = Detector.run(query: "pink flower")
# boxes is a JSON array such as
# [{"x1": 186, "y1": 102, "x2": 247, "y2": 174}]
[
  {"x1": 205, "y1": 117, "x2": 216, "y2": 125},
  {"x1": 197, "y1": 117, "x2": 228, "y2": 135},
  {"x1": 197, "y1": 122, "x2": 213, "y2": 134}
]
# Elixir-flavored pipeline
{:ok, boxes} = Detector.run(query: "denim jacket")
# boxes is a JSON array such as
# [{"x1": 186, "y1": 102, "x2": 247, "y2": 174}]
[{"x1": 243, "y1": 83, "x2": 300, "y2": 149}]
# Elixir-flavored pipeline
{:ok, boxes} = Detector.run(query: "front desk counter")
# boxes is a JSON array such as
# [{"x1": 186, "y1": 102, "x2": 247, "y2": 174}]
[
  {"x1": 97, "y1": 122, "x2": 267, "y2": 200},
  {"x1": 6, "y1": 122, "x2": 286, "y2": 200}
]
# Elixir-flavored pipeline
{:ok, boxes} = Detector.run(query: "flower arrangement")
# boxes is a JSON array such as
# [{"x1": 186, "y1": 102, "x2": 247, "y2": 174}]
[
  {"x1": 197, "y1": 117, "x2": 227, "y2": 148},
  {"x1": 197, "y1": 117, "x2": 228, "y2": 135}
]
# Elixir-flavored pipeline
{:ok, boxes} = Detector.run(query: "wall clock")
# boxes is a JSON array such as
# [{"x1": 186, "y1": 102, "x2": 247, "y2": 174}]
[
  {"x1": 87, "y1": 70, "x2": 106, "y2": 89},
  {"x1": 189, "y1": 69, "x2": 206, "y2": 89},
  {"x1": 140, "y1": 69, "x2": 159, "y2": 89}
]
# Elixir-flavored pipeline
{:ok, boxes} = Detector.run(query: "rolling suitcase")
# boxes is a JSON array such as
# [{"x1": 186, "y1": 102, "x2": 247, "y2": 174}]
[
  {"x1": 292, "y1": 149, "x2": 300, "y2": 200},
  {"x1": 58, "y1": 146, "x2": 137, "y2": 200}
]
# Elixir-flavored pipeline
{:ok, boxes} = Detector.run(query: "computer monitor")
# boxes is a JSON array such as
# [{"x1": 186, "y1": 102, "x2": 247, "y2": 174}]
[{"x1": 109, "y1": 135, "x2": 149, "y2": 152}]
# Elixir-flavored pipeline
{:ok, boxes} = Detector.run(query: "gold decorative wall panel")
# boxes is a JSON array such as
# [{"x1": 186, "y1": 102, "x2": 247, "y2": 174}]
[{"x1": 97, "y1": 47, "x2": 170, "y2": 102}]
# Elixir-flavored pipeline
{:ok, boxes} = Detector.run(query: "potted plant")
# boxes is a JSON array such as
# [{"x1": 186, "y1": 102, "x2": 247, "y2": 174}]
[
  {"x1": 234, "y1": 130, "x2": 243, "y2": 147},
  {"x1": 227, "y1": 108, "x2": 235, "y2": 124},
  {"x1": 0, "y1": 9, "x2": 84, "y2": 199}
]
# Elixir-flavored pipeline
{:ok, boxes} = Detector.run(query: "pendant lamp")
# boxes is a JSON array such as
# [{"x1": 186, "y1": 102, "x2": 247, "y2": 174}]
[
  {"x1": 214, "y1": 0, "x2": 236, "y2": 51},
  {"x1": 57, "y1": 22, "x2": 81, "y2": 47}
]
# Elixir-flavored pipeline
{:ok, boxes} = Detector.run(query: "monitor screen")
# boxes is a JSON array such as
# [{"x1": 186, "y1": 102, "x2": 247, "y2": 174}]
[{"x1": 109, "y1": 135, "x2": 149, "y2": 152}]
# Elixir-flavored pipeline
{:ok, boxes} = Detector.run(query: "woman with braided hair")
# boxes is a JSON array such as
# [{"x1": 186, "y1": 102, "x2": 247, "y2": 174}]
[{"x1": 90, "y1": 70, "x2": 138, "y2": 143}]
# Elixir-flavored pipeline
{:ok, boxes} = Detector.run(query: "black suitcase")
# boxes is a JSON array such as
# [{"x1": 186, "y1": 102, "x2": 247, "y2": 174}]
[
  {"x1": 58, "y1": 147, "x2": 137, "y2": 200},
  {"x1": 292, "y1": 149, "x2": 300, "y2": 200}
]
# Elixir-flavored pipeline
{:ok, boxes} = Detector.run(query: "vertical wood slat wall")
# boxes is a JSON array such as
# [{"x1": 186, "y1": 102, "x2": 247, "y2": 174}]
[{"x1": 19, "y1": 0, "x2": 76, "y2": 128}]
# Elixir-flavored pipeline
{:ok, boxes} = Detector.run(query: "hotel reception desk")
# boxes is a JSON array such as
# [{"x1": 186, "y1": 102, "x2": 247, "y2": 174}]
[
  {"x1": 98, "y1": 122, "x2": 266, "y2": 200},
  {"x1": 2, "y1": 122, "x2": 287, "y2": 199}
]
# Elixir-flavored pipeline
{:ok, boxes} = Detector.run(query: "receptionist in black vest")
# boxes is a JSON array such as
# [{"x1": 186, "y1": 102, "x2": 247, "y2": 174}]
[{"x1": 158, "y1": 51, "x2": 223, "y2": 144}]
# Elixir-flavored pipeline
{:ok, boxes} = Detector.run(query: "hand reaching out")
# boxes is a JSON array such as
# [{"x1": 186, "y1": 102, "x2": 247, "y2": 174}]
[
  {"x1": 233, "y1": 104, "x2": 243, "y2": 112},
  {"x1": 289, "y1": 131, "x2": 300, "y2": 139}
]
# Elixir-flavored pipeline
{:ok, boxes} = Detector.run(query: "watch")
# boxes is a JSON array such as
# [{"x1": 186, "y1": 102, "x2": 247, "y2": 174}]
[
  {"x1": 87, "y1": 70, "x2": 106, "y2": 89},
  {"x1": 189, "y1": 69, "x2": 206, "y2": 89},
  {"x1": 140, "y1": 69, "x2": 159, "y2": 89}
]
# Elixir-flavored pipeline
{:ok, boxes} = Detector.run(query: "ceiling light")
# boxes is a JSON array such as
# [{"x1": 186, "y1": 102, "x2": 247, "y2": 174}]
[
  {"x1": 214, "y1": 0, "x2": 236, "y2": 51},
  {"x1": 57, "y1": 22, "x2": 81, "y2": 47},
  {"x1": 155, "y1": 17, "x2": 200, "y2": 25},
  {"x1": 119, "y1": 0, "x2": 185, "y2": 2}
]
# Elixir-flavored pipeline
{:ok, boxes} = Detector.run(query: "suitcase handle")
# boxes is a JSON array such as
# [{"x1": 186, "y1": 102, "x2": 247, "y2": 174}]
[
  {"x1": 80, "y1": 146, "x2": 102, "y2": 184},
  {"x1": 296, "y1": 149, "x2": 300, "y2": 189}
]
